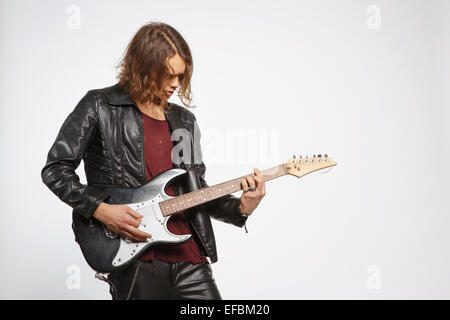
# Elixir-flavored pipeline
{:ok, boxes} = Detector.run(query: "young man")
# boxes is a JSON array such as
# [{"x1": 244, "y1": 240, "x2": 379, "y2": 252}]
[{"x1": 41, "y1": 22, "x2": 266, "y2": 300}]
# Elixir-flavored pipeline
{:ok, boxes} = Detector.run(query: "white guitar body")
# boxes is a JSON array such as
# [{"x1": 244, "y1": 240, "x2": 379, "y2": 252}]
[{"x1": 111, "y1": 193, "x2": 191, "y2": 268}]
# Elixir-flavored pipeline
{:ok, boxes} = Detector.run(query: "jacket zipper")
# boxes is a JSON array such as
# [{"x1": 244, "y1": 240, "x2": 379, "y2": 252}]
[
  {"x1": 117, "y1": 109, "x2": 125, "y2": 185},
  {"x1": 138, "y1": 111, "x2": 147, "y2": 182}
]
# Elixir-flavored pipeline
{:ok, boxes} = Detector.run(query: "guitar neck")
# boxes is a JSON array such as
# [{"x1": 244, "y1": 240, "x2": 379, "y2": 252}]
[{"x1": 159, "y1": 164, "x2": 287, "y2": 217}]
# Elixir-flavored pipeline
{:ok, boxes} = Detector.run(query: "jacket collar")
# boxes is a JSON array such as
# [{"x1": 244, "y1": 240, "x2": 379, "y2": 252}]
[
  {"x1": 106, "y1": 82, "x2": 136, "y2": 106},
  {"x1": 105, "y1": 83, "x2": 177, "y2": 115}
]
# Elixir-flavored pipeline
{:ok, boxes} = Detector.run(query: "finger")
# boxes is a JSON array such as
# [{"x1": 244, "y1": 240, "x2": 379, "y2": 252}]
[
  {"x1": 241, "y1": 178, "x2": 249, "y2": 192},
  {"x1": 254, "y1": 168, "x2": 264, "y2": 183},
  {"x1": 124, "y1": 214, "x2": 141, "y2": 228},
  {"x1": 254, "y1": 168, "x2": 264, "y2": 181},
  {"x1": 123, "y1": 224, "x2": 152, "y2": 240},
  {"x1": 119, "y1": 229, "x2": 143, "y2": 242},
  {"x1": 246, "y1": 176, "x2": 256, "y2": 189},
  {"x1": 252, "y1": 169, "x2": 262, "y2": 186},
  {"x1": 126, "y1": 206, "x2": 144, "y2": 219},
  {"x1": 254, "y1": 176, "x2": 264, "y2": 194},
  {"x1": 253, "y1": 168, "x2": 265, "y2": 194}
]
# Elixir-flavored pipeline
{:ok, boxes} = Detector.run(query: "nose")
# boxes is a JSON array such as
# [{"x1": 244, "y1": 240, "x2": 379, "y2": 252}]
[{"x1": 171, "y1": 76, "x2": 180, "y2": 89}]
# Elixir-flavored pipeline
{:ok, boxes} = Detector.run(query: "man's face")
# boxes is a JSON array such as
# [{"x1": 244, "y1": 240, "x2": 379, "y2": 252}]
[{"x1": 164, "y1": 53, "x2": 186, "y2": 98}]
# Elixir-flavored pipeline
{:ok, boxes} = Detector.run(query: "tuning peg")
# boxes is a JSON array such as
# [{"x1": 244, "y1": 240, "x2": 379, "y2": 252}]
[
  {"x1": 325, "y1": 154, "x2": 328, "y2": 158},
  {"x1": 293, "y1": 154, "x2": 296, "y2": 159},
  {"x1": 318, "y1": 154, "x2": 322, "y2": 158}
]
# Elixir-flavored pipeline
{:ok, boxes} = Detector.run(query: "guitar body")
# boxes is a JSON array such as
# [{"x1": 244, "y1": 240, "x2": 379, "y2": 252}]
[{"x1": 72, "y1": 168, "x2": 191, "y2": 273}]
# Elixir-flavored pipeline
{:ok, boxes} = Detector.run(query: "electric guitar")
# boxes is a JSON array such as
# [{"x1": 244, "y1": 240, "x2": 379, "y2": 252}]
[{"x1": 72, "y1": 154, "x2": 337, "y2": 273}]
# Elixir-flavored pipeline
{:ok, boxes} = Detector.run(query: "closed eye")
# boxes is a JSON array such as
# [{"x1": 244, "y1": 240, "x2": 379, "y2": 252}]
[{"x1": 167, "y1": 73, "x2": 185, "y2": 81}]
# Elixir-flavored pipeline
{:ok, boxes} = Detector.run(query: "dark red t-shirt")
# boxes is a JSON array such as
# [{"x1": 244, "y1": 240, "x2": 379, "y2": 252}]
[{"x1": 138, "y1": 112, "x2": 208, "y2": 264}]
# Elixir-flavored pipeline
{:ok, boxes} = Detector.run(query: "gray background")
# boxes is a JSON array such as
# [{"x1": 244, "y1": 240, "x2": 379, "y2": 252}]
[{"x1": 0, "y1": 0, "x2": 449, "y2": 299}]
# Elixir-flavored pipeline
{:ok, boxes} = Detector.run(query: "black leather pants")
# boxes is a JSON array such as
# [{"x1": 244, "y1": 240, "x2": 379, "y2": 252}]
[{"x1": 106, "y1": 259, "x2": 222, "y2": 300}]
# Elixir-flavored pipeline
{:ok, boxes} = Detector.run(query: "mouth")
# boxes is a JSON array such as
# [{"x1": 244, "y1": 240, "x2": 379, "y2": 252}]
[{"x1": 167, "y1": 90, "x2": 174, "y2": 96}]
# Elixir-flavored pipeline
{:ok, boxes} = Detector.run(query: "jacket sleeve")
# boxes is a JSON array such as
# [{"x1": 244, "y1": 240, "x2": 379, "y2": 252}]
[
  {"x1": 191, "y1": 115, "x2": 248, "y2": 228},
  {"x1": 41, "y1": 90, "x2": 111, "y2": 220}
]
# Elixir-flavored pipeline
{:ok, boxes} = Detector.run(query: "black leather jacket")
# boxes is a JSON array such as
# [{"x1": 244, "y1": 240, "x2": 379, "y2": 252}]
[{"x1": 41, "y1": 82, "x2": 247, "y2": 264}]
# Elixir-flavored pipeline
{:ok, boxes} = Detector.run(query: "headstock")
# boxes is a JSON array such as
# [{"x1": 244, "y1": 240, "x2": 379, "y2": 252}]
[{"x1": 285, "y1": 154, "x2": 337, "y2": 178}]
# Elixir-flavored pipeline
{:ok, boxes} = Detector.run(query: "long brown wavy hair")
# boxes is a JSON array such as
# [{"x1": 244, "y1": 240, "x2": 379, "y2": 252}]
[{"x1": 116, "y1": 21, "x2": 195, "y2": 112}]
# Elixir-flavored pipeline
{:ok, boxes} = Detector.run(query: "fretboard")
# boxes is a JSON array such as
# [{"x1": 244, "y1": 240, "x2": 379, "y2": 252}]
[{"x1": 159, "y1": 164, "x2": 287, "y2": 217}]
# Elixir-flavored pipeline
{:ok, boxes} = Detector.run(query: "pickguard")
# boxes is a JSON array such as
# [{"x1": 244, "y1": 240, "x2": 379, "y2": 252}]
[{"x1": 111, "y1": 193, "x2": 191, "y2": 267}]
